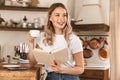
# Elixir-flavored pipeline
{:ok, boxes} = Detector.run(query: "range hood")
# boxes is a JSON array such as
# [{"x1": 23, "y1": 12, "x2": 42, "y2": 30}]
[
  {"x1": 71, "y1": 0, "x2": 109, "y2": 32},
  {"x1": 75, "y1": 0, "x2": 104, "y2": 25}
]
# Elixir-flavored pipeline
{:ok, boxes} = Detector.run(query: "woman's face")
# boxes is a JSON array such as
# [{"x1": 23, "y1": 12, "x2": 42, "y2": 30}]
[{"x1": 50, "y1": 7, "x2": 67, "y2": 32}]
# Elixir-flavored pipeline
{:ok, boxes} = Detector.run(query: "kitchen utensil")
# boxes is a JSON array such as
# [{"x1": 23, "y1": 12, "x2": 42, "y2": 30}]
[
  {"x1": 83, "y1": 47, "x2": 93, "y2": 58},
  {"x1": 99, "y1": 37, "x2": 104, "y2": 43},
  {"x1": 82, "y1": 36, "x2": 93, "y2": 59},
  {"x1": 83, "y1": 37, "x2": 89, "y2": 47},
  {"x1": 89, "y1": 38, "x2": 101, "y2": 49},
  {"x1": 99, "y1": 39, "x2": 109, "y2": 60}
]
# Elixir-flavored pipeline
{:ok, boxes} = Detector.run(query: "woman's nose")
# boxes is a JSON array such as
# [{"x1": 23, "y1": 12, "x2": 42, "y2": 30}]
[{"x1": 59, "y1": 16, "x2": 65, "y2": 22}]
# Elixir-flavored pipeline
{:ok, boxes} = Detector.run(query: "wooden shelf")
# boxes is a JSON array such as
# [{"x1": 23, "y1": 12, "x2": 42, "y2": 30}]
[
  {"x1": 0, "y1": 26, "x2": 43, "y2": 31},
  {"x1": 0, "y1": 6, "x2": 49, "y2": 12},
  {"x1": 72, "y1": 23, "x2": 110, "y2": 32},
  {"x1": 0, "y1": 24, "x2": 109, "y2": 32}
]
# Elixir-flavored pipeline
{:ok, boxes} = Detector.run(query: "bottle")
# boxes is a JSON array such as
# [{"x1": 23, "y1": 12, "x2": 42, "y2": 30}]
[
  {"x1": 22, "y1": 16, "x2": 27, "y2": 28},
  {"x1": 34, "y1": 18, "x2": 40, "y2": 28}
]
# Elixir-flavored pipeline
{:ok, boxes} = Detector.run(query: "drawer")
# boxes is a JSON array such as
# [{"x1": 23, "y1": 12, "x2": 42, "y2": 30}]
[{"x1": 80, "y1": 69, "x2": 104, "y2": 78}]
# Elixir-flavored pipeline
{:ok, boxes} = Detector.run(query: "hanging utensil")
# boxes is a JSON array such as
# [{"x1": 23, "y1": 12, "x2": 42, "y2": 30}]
[
  {"x1": 83, "y1": 36, "x2": 93, "y2": 59},
  {"x1": 83, "y1": 47, "x2": 93, "y2": 58},
  {"x1": 83, "y1": 36, "x2": 89, "y2": 48},
  {"x1": 89, "y1": 37, "x2": 101, "y2": 49},
  {"x1": 98, "y1": 38, "x2": 109, "y2": 60}
]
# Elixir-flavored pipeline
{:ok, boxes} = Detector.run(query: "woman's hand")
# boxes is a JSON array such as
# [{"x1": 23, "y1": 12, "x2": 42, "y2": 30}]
[
  {"x1": 27, "y1": 32, "x2": 37, "y2": 66},
  {"x1": 27, "y1": 32, "x2": 36, "y2": 43},
  {"x1": 49, "y1": 60, "x2": 64, "y2": 73},
  {"x1": 27, "y1": 32, "x2": 36, "y2": 50}
]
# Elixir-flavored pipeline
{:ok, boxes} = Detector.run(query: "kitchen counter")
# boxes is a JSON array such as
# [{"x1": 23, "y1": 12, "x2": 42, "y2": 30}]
[
  {"x1": 85, "y1": 63, "x2": 110, "y2": 70},
  {"x1": 79, "y1": 64, "x2": 110, "y2": 80},
  {"x1": 79, "y1": 69, "x2": 109, "y2": 80},
  {"x1": 0, "y1": 63, "x2": 42, "y2": 80}
]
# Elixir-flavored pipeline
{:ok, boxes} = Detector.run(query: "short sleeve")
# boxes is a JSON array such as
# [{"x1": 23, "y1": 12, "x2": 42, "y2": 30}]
[
  {"x1": 36, "y1": 32, "x2": 45, "y2": 48},
  {"x1": 69, "y1": 34, "x2": 83, "y2": 54}
]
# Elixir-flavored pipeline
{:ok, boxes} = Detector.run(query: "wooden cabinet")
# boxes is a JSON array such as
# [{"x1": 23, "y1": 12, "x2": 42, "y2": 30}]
[
  {"x1": 0, "y1": 67, "x2": 41, "y2": 80},
  {"x1": 72, "y1": 23, "x2": 110, "y2": 32},
  {"x1": 79, "y1": 69, "x2": 109, "y2": 80},
  {"x1": 0, "y1": 25, "x2": 43, "y2": 31}
]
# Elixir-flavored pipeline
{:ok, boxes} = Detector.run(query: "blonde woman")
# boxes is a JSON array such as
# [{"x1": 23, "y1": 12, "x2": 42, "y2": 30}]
[{"x1": 27, "y1": 3, "x2": 84, "y2": 80}]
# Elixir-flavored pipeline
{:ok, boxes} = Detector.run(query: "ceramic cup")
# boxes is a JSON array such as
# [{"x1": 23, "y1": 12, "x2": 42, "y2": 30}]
[{"x1": 29, "y1": 30, "x2": 40, "y2": 37}]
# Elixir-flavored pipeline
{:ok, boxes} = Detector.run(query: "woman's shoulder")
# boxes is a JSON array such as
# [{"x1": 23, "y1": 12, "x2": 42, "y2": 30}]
[
  {"x1": 69, "y1": 33, "x2": 80, "y2": 42},
  {"x1": 70, "y1": 33, "x2": 79, "y2": 39}
]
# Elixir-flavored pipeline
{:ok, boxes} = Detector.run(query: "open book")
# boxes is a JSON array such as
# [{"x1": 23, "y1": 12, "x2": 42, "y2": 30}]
[{"x1": 32, "y1": 47, "x2": 68, "y2": 64}]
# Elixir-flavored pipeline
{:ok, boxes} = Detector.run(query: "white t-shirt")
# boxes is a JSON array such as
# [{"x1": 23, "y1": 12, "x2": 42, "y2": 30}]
[{"x1": 36, "y1": 32, "x2": 83, "y2": 72}]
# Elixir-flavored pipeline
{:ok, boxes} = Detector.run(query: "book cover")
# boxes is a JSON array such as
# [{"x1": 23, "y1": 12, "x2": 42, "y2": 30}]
[{"x1": 32, "y1": 46, "x2": 68, "y2": 64}]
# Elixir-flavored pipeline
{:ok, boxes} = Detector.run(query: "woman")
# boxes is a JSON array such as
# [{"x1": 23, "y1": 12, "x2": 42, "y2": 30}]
[{"x1": 27, "y1": 3, "x2": 84, "y2": 80}]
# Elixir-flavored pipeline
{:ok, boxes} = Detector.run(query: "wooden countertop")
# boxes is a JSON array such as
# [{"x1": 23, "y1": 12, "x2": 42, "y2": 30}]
[
  {"x1": 0, "y1": 67, "x2": 38, "y2": 76},
  {"x1": 0, "y1": 63, "x2": 42, "y2": 80}
]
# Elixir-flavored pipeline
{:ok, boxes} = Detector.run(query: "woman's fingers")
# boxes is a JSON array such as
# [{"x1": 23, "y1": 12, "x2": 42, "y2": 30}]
[{"x1": 27, "y1": 32, "x2": 35, "y2": 42}]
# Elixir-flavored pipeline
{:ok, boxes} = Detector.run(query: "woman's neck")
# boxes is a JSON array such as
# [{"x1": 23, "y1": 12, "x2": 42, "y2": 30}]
[{"x1": 55, "y1": 29, "x2": 63, "y2": 34}]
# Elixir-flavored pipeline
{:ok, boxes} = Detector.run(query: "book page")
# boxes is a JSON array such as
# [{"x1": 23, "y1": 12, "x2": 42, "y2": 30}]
[
  {"x1": 51, "y1": 47, "x2": 68, "y2": 63},
  {"x1": 32, "y1": 48, "x2": 54, "y2": 64},
  {"x1": 32, "y1": 47, "x2": 68, "y2": 64}
]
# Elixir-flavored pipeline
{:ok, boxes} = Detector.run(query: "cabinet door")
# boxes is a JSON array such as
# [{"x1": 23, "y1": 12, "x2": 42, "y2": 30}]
[
  {"x1": 80, "y1": 69, "x2": 103, "y2": 78},
  {"x1": 79, "y1": 69, "x2": 109, "y2": 80}
]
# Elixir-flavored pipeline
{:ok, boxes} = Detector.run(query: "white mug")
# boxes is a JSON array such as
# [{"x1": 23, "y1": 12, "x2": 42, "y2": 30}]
[{"x1": 29, "y1": 30, "x2": 40, "y2": 37}]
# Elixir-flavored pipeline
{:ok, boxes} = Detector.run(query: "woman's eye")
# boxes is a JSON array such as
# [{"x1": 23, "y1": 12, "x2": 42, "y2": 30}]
[
  {"x1": 55, "y1": 14, "x2": 60, "y2": 17},
  {"x1": 63, "y1": 14, "x2": 67, "y2": 17}
]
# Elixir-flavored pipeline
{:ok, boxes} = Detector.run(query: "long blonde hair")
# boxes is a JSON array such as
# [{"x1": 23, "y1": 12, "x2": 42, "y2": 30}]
[{"x1": 44, "y1": 3, "x2": 73, "y2": 46}]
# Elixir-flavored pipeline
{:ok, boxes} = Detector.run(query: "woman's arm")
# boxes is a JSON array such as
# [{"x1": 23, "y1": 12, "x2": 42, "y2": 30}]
[
  {"x1": 27, "y1": 33, "x2": 38, "y2": 67},
  {"x1": 50, "y1": 51, "x2": 84, "y2": 75},
  {"x1": 63, "y1": 51, "x2": 84, "y2": 75},
  {"x1": 27, "y1": 43, "x2": 37, "y2": 66}
]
